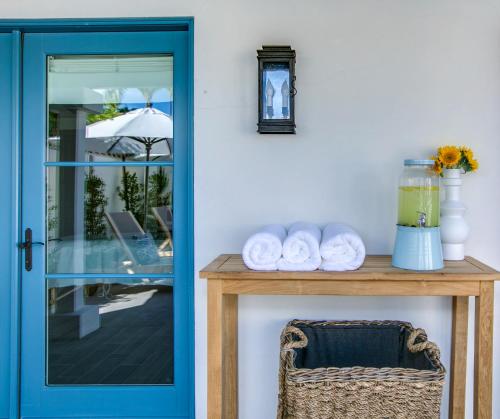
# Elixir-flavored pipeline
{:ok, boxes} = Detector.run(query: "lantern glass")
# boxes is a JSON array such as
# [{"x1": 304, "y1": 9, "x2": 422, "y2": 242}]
[{"x1": 262, "y1": 62, "x2": 290, "y2": 120}]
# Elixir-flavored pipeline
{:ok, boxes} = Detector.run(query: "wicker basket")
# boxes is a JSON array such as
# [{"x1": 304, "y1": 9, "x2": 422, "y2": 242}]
[{"x1": 277, "y1": 320, "x2": 445, "y2": 419}]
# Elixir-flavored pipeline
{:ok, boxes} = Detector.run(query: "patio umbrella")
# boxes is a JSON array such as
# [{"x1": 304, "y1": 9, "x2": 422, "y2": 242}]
[
  {"x1": 85, "y1": 136, "x2": 171, "y2": 160},
  {"x1": 86, "y1": 107, "x2": 173, "y2": 228}
]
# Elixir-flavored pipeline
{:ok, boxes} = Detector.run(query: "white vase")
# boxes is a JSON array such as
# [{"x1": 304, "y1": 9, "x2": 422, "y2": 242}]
[{"x1": 440, "y1": 168, "x2": 470, "y2": 260}]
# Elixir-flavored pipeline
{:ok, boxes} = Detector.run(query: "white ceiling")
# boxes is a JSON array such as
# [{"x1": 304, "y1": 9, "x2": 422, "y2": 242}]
[{"x1": 47, "y1": 55, "x2": 173, "y2": 105}]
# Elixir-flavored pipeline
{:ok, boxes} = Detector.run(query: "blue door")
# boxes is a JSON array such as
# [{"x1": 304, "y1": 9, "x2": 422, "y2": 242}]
[{"x1": 21, "y1": 30, "x2": 192, "y2": 418}]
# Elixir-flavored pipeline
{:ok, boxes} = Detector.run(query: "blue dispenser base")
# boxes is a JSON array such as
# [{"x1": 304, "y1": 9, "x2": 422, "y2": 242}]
[{"x1": 392, "y1": 226, "x2": 444, "y2": 271}]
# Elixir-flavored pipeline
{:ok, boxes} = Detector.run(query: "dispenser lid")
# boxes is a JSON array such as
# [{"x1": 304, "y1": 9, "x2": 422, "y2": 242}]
[{"x1": 404, "y1": 159, "x2": 434, "y2": 166}]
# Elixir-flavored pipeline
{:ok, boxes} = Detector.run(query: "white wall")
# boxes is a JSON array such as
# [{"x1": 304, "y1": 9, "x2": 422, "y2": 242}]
[{"x1": 2, "y1": 1, "x2": 500, "y2": 417}]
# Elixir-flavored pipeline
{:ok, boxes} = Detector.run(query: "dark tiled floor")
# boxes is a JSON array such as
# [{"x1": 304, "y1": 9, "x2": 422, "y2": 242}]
[{"x1": 48, "y1": 284, "x2": 173, "y2": 385}]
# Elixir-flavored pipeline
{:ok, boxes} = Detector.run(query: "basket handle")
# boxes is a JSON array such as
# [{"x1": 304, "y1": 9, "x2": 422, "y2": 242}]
[
  {"x1": 277, "y1": 326, "x2": 308, "y2": 419},
  {"x1": 280, "y1": 326, "x2": 308, "y2": 350},
  {"x1": 407, "y1": 328, "x2": 441, "y2": 361}
]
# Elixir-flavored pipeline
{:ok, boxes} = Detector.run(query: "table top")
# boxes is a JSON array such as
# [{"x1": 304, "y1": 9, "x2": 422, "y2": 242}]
[{"x1": 200, "y1": 254, "x2": 499, "y2": 281}]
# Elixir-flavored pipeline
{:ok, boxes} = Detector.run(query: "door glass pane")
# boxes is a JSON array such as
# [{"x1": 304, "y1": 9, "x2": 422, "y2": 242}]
[
  {"x1": 47, "y1": 166, "x2": 173, "y2": 274},
  {"x1": 47, "y1": 278, "x2": 173, "y2": 385},
  {"x1": 47, "y1": 55, "x2": 173, "y2": 162}
]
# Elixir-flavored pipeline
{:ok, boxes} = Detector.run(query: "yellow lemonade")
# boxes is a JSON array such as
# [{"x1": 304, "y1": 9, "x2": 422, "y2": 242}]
[{"x1": 398, "y1": 186, "x2": 440, "y2": 227}]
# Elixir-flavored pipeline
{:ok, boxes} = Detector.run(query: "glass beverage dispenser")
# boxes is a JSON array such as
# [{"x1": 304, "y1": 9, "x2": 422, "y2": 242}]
[{"x1": 392, "y1": 160, "x2": 444, "y2": 270}]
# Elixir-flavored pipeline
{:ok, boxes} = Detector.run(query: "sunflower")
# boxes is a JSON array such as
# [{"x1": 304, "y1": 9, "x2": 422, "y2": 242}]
[
  {"x1": 432, "y1": 158, "x2": 443, "y2": 175},
  {"x1": 438, "y1": 145, "x2": 461, "y2": 168},
  {"x1": 461, "y1": 147, "x2": 474, "y2": 163},
  {"x1": 433, "y1": 144, "x2": 478, "y2": 174}
]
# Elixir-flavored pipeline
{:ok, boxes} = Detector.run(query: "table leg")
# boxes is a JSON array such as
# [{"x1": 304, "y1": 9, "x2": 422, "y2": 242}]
[
  {"x1": 474, "y1": 282, "x2": 494, "y2": 419},
  {"x1": 450, "y1": 296, "x2": 469, "y2": 419},
  {"x1": 207, "y1": 280, "x2": 238, "y2": 419},
  {"x1": 223, "y1": 292, "x2": 238, "y2": 418}
]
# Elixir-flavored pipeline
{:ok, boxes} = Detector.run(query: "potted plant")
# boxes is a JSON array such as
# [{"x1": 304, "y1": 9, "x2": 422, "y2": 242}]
[
  {"x1": 431, "y1": 146, "x2": 478, "y2": 260},
  {"x1": 85, "y1": 167, "x2": 109, "y2": 240}
]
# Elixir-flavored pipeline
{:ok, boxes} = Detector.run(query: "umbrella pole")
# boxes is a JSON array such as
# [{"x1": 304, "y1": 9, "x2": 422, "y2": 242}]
[{"x1": 143, "y1": 142, "x2": 152, "y2": 230}]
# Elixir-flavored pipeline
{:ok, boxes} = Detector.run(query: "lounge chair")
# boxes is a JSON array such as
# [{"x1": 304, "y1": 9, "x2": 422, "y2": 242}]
[
  {"x1": 151, "y1": 206, "x2": 173, "y2": 251},
  {"x1": 105, "y1": 211, "x2": 160, "y2": 266}
]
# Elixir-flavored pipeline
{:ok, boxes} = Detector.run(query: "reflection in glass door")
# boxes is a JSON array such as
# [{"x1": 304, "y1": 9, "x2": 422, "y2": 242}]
[
  {"x1": 21, "y1": 31, "x2": 191, "y2": 418},
  {"x1": 46, "y1": 54, "x2": 174, "y2": 385}
]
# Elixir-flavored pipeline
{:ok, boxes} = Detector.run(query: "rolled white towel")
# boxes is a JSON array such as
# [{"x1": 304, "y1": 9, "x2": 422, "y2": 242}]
[
  {"x1": 320, "y1": 223, "x2": 366, "y2": 271},
  {"x1": 242, "y1": 224, "x2": 287, "y2": 271},
  {"x1": 277, "y1": 222, "x2": 322, "y2": 271}
]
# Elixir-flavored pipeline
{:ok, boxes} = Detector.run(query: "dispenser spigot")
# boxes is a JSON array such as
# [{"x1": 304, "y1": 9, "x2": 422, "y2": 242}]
[{"x1": 417, "y1": 211, "x2": 427, "y2": 227}]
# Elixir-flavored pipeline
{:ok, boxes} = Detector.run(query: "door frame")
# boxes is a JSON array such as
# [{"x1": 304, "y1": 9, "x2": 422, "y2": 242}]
[{"x1": 0, "y1": 18, "x2": 194, "y2": 419}]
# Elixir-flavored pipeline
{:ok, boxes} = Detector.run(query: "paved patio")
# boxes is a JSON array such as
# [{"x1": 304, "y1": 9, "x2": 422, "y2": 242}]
[{"x1": 48, "y1": 284, "x2": 173, "y2": 385}]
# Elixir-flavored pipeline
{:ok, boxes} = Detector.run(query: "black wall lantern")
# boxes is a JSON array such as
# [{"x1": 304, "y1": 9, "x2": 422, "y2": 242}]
[{"x1": 257, "y1": 46, "x2": 296, "y2": 134}]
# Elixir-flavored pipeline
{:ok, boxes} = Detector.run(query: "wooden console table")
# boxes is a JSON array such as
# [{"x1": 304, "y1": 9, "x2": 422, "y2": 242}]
[{"x1": 200, "y1": 254, "x2": 498, "y2": 419}]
